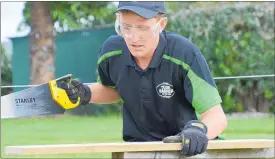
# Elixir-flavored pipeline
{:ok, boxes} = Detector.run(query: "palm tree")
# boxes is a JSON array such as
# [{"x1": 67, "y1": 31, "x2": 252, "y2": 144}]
[{"x1": 29, "y1": 2, "x2": 55, "y2": 84}]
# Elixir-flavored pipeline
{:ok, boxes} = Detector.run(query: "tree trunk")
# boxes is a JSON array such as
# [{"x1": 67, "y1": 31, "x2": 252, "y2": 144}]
[
  {"x1": 29, "y1": 2, "x2": 55, "y2": 85},
  {"x1": 237, "y1": 80, "x2": 272, "y2": 113},
  {"x1": 256, "y1": 94, "x2": 270, "y2": 112}
]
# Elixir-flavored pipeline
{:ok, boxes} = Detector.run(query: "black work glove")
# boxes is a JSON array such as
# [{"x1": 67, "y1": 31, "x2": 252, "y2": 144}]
[
  {"x1": 59, "y1": 79, "x2": 91, "y2": 105},
  {"x1": 162, "y1": 120, "x2": 208, "y2": 156}
]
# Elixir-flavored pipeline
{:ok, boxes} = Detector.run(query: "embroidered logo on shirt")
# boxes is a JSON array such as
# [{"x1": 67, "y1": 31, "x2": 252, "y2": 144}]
[{"x1": 156, "y1": 82, "x2": 175, "y2": 98}]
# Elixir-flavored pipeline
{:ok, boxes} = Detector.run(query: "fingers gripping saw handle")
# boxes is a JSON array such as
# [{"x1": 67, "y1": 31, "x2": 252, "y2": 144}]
[{"x1": 48, "y1": 74, "x2": 80, "y2": 109}]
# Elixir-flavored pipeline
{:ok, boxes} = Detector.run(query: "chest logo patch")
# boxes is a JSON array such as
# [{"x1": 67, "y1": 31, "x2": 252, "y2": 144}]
[{"x1": 156, "y1": 82, "x2": 175, "y2": 99}]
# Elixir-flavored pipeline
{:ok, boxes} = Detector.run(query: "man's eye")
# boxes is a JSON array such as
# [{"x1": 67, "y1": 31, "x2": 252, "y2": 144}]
[
  {"x1": 123, "y1": 26, "x2": 131, "y2": 30},
  {"x1": 139, "y1": 27, "x2": 149, "y2": 31}
]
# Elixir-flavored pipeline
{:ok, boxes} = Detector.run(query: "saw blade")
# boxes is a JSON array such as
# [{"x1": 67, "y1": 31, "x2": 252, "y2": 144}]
[{"x1": 0, "y1": 75, "x2": 74, "y2": 119}]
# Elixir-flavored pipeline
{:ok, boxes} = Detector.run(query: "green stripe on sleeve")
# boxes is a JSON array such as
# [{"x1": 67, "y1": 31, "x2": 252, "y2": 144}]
[
  {"x1": 97, "y1": 74, "x2": 116, "y2": 88},
  {"x1": 162, "y1": 54, "x2": 222, "y2": 114},
  {"x1": 97, "y1": 76, "x2": 102, "y2": 84},
  {"x1": 97, "y1": 50, "x2": 122, "y2": 88},
  {"x1": 163, "y1": 55, "x2": 190, "y2": 70},
  {"x1": 187, "y1": 70, "x2": 222, "y2": 114},
  {"x1": 97, "y1": 50, "x2": 122, "y2": 65}
]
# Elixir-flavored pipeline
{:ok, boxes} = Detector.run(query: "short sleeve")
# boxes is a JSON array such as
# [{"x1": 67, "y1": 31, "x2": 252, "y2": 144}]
[
  {"x1": 96, "y1": 35, "x2": 124, "y2": 88},
  {"x1": 97, "y1": 61, "x2": 115, "y2": 88},
  {"x1": 184, "y1": 52, "x2": 222, "y2": 114},
  {"x1": 96, "y1": 44, "x2": 116, "y2": 88}
]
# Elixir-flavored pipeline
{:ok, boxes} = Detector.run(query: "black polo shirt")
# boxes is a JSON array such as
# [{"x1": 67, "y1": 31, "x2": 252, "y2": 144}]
[{"x1": 97, "y1": 30, "x2": 222, "y2": 142}]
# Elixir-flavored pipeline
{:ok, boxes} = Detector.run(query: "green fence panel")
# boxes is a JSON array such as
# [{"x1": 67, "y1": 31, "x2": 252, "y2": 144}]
[
  {"x1": 11, "y1": 36, "x2": 30, "y2": 92},
  {"x1": 11, "y1": 26, "x2": 116, "y2": 92}
]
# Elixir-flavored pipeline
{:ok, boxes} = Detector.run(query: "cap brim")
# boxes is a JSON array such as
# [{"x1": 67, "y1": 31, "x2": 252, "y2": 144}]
[{"x1": 116, "y1": 6, "x2": 158, "y2": 19}]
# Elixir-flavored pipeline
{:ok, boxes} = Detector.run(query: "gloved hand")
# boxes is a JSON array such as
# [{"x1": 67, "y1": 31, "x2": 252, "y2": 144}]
[
  {"x1": 162, "y1": 120, "x2": 208, "y2": 156},
  {"x1": 59, "y1": 79, "x2": 91, "y2": 105}
]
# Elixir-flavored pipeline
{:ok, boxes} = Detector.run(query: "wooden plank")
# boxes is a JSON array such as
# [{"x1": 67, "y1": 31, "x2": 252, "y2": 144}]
[
  {"x1": 124, "y1": 148, "x2": 275, "y2": 158},
  {"x1": 5, "y1": 139, "x2": 275, "y2": 155}
]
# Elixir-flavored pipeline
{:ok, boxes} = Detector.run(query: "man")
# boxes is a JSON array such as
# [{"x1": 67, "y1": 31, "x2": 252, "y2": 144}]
[{"x1": 60, "y1": 1, "x2": 228, "y2": 157}]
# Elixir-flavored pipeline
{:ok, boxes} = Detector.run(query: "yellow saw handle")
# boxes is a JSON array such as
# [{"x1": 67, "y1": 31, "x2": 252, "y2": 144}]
[{"x1": 48, "y1": 74, "x2": 80, "y2": 109}]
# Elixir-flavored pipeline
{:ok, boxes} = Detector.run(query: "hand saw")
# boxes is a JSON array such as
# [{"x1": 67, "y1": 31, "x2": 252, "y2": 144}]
[{"x1": 1, "y1": 74, "x2": 80, "y2": 119}]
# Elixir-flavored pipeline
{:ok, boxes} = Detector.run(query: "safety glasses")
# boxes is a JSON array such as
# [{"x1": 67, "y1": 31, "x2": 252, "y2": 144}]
[{"x1": 115, "y1": 14, "x2": 162, "y2": 39}]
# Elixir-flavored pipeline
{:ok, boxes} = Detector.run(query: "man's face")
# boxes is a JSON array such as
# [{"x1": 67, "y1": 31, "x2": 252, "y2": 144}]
[{"x1": 118, "y1": 11, "x2": 164, "y2": 59}]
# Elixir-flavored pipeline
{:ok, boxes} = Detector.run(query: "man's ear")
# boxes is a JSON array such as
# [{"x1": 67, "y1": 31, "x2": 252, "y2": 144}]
[{"x1": 159, "y1": 17, "x2": 168, "y2": 33}]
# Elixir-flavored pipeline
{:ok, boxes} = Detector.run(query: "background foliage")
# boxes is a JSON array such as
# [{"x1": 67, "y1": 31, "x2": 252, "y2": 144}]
[
  {"x1": 166, "y1": 2, "x2": 274, "y2": 113},
  {"x1": 19, "y1": 2, "x2": 116, "y2": 33},
  {"x1": 1, "y1": 45, "x2": 12, "y2": 96}
]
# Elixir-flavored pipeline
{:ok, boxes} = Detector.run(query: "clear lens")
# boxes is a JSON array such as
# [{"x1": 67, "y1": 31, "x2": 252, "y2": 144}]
[
  {"x1": 115, "y1": 19, "x2": 123, "y2": 37},
  {"x1": 115, "y1": 16, "x2": 161, "y2": 39}
]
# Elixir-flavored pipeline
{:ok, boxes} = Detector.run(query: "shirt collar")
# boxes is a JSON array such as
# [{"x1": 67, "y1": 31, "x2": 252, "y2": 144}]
[
  {"x1": 122, "y1": 44, "x2": 136, "y2": 66},
  {"x1": 148, "y1": 32, "x2": 166, "y2": 68}
]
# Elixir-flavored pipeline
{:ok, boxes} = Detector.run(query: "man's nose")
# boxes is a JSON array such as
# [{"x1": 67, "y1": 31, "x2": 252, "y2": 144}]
[{"x1": 130, "y1": 33, "x2": 140, "y2": 42}]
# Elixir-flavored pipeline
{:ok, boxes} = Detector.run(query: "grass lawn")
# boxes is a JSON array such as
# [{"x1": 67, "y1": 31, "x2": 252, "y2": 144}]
[{"x1": 1, "y1": 115, "x2": 274, "y2": 158}]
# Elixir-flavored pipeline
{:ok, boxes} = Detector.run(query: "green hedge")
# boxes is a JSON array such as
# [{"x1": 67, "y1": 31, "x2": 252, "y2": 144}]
[
  {"x1": 168, "y1": 3, "x2": 274, "y2": 113},
  {"x1": 1, "y1": 44, "x2": 12, "y2": 96}
]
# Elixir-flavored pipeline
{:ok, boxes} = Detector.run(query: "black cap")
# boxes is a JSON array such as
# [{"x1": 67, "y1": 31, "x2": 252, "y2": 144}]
[{"x1": 116, "y1": 1, "x2": 165, "y2": 19}]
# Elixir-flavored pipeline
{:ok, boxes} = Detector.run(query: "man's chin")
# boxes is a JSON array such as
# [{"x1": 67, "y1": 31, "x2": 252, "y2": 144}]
[{"x1": 130, "y1": 50, "x2": 146, "y2": 58}]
